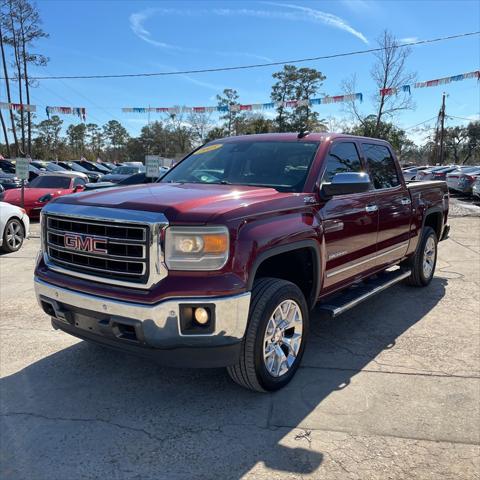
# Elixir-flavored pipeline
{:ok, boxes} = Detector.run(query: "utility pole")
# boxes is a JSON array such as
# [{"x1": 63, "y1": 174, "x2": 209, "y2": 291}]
[{"x1": 438, "y1": 92, "x2": 446, "y2": 164}]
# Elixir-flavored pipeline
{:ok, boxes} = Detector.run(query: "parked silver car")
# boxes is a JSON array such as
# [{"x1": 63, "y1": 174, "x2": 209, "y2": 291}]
[
  {"x1": 402, "y1": 166, "x2": 431, "y2": 181},
  {"x1": 472, "y1": 176, "x2": 480, "y2": 199},
  {"x1": 446, "y1": 167, "x2": 480, "y2": 193},
  {"x1": 416, "y1": 166, "x2": 457, "y2": 181}
]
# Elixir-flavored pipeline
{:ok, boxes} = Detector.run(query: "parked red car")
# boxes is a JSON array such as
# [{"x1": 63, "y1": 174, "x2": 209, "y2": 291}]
[{"x1": 3, "y1": 173, "x2": 86, "y2": 218}]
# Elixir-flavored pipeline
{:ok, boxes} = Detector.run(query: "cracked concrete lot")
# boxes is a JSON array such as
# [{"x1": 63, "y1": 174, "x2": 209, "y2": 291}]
[{"x1": 1, "y1": 215, "x2": 479, "y2": 479}]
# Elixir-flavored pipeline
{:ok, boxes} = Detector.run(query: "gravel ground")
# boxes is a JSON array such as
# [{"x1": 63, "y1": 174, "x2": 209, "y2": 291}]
[{"x1": 0, "y1": 217, "x2": 479, "y2": 480}]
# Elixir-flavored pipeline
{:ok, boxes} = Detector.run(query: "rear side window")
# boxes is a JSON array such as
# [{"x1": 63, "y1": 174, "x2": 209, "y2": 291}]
[
  {"x1": 322, "y1": 142, "x2": 362, "y2": 183},
  {"x1": 363, "y1": 144, "x2": 400, "y2": 189}
]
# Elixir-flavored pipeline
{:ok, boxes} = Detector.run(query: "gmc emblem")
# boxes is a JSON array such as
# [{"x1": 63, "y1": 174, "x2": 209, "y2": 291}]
[{"x1": 64, "y1": 234, "x2": 108, "y2": 254}]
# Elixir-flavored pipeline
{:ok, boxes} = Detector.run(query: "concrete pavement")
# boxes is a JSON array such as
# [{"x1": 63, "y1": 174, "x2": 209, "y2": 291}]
[{"x1": 0, "y1": 217, "x2": 479, "y2": 479}]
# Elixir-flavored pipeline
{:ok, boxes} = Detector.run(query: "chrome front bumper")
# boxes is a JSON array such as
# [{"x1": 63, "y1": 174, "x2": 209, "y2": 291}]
[{"x1": 35, "y1": 277, "x2": 251, "y2": 364}]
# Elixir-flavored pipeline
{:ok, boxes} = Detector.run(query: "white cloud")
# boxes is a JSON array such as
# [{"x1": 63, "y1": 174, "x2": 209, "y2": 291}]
[
  {"x1": 129, "y1": 10, "x2": 184, "y2": 50},
  {"x1": 129, "y1": 4, "x2": 368, "y2": 63},
  {"x1": 400, "y1": 37, "x2": 419, "y2": 43},
  {"x1": 261, "y1": 2, "x2": 368, "y2": 44},
  {"x1": 129, "y1": 9, "x2": 273, "y2": 60}
]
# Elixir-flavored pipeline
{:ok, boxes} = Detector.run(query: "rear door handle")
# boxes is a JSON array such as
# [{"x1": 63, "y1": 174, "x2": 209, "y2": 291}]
[
  {"x1": 400, "y1": 198, "x2": 412, "y2": 205},
  {"x1": 365, "y1": 204, "x2": 378, "y2": 213}
]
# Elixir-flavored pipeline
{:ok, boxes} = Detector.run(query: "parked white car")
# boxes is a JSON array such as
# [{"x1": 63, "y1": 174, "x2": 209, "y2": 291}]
[{"x1": 0, "y1": 201, "x2": 30, "y2": 253}]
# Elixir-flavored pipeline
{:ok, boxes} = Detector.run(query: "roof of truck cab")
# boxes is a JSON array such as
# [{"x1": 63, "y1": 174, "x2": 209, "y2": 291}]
[{"x1": 216, "y1": 132, "x2": 391, "y2": 144}]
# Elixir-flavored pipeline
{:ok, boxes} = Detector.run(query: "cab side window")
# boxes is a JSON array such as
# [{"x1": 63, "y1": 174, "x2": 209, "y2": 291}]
[
  {"x1": 322, "y1": 142, "x2": 362, "y2": 183},
  {"x1": 363, "y1": 144, "x2": 400, "y2": 189}
]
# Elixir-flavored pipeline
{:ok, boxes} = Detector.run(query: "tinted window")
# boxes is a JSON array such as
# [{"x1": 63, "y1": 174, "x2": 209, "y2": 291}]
[
  {"x1": 46, "y1": 163, "x2": 66, "y2": 172},
  {"x1": 322, "y1": 142, "x2": 361, "y2": 183},
  {"x1": 112, "y1": 166, "x2": 139, "y2": 175},
  {"x1": 73, "y1": 177, "x2": 86, "y2": 187},
  {"x1": 28, "y1": 176, "x2": 71, "y2": 189},
  {"x1": 363, "y1": 144, "x2": 400, "y2": 189},
  {"x1": 161, "y1": 141, "x2": 319, "y2": 193},
  {"x1": 119, "y1": 173, "x2": 146, "y2": 185}
]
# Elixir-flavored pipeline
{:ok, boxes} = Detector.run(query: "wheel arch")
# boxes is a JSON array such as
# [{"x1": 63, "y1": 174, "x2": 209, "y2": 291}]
[{"x1": 247, "y1": 240, "x2": 321, "y2": 309}]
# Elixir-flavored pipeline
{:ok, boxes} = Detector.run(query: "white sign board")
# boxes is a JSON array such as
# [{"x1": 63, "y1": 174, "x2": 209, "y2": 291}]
[
  {"x1": 15, "y1": 158, "x2": 30, "y2": 180},
  {"x1": 145, "y1": 155, "x2": 160, "y2": 178}
]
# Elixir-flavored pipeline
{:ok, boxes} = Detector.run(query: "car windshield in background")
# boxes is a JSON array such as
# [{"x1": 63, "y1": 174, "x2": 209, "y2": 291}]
[
  {"x1": 67, "y1": 163, "x2": 89, "y2": 173},
  {"x1": 46, "y1": 163, "x2": 66, "y2": 172},
  {"x1": 161, "y1": 141, "x2": 320, "y2": 192},
  {"x1": 112, "y1": 166, "x2": 139, "y2": 175},
  {"x1": 28, "y1": 176, "x2": 71, "y2": 189}
]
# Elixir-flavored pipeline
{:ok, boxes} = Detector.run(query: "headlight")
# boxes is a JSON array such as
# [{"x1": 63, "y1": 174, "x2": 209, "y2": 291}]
[
  {"x1": 38, "y1": 193, "x2": 53, "y2": 203},
  {"x1": 165, "y1": 226, "x2": 229, "y2": 271}
]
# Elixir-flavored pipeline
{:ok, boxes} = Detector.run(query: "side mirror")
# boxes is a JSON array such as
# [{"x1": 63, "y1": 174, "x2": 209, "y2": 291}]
[
  {"x1": 74, "y1": 185, "x2": 85, "y2": 192},
  {"x1": 321, "y1": 172, "x2": 371, "y2": 198}
]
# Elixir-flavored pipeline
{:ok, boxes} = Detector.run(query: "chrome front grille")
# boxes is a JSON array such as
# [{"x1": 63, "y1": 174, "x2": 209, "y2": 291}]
[{"x1": 46, "y1": 215, "x2": 149, "y2": 283}]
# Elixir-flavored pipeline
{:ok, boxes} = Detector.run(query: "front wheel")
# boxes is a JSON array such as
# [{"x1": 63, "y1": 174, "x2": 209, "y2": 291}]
[
  {"x1": 227, "y1": 278, "x2": 309, "y2": 392},
  {"x1": 405, "y1": 226, "x2": 438, "y2": 287},
  {"x1": 1, "y1": 218, "x2": 25, "y2": 253}
]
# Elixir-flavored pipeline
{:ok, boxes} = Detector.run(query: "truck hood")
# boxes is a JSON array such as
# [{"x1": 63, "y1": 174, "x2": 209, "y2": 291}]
[{"x1": 55, "y1": 182, "x2": 309, "y2": 223}]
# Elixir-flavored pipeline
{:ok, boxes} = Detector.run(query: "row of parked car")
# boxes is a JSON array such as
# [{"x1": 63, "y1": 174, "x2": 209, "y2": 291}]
[
  {"x1": 402, "y1": 164, "x2": 480, "y2": 198},
  {"x1": 0, "y1": 158, "x2": 169, "y2": 253}
]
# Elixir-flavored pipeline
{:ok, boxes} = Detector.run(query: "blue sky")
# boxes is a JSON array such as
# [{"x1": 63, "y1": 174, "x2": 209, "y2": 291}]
[{"x1": 22, "y1": 0, "x2": 480, "y2": 143}]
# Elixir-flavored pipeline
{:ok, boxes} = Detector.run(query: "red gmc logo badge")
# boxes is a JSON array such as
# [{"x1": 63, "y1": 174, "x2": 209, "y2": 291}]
[{"x1": 64, "y1": 234, "x2": 108, "y2": 254}]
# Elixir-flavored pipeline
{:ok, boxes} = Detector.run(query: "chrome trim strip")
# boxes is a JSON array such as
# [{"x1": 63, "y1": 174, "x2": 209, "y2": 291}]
[
  {"x1": 326, "y1": 242, "x2": 409, "y2": 278},
  {"x1": 47, "y1": 226, "x2": 147, "y2": 244},
  {"x1": 47, "y1": 248, "x2": 146, "y2": 276},
  {"x1": 35, "y1": 277, "x2": 251, "y2": 341},
  {"x1": 47, "y1": 241, "x2": 147, "y2": 261},
  {"x1": 323, "y1": 269, "x2": 412, "y2": 317}
]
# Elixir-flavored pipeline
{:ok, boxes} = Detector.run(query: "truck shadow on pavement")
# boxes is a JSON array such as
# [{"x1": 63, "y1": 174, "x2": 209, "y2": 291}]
[{"x1": 0, "y1": 278, "x2": 447, "y2": 479}]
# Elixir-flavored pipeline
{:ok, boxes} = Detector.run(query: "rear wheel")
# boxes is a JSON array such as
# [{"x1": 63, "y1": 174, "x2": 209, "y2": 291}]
[
  {"x1": 227, "y1": 278, "x2": 309, "y2": 392},
  {"x1": 405, "y1": 226, "x2": 438, "y2": 287},
  {"x1": 1, "y1": 218, "x2": 25, "y2": 253}
]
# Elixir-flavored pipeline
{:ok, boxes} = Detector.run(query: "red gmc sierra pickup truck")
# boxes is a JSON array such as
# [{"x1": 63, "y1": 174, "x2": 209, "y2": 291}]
[{"x1": 34, "y1": 133, "x2": 449, "y2": 392}]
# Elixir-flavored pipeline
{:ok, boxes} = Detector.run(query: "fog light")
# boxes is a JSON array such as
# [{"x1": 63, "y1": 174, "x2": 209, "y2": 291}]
[{"x1": 194, "y1": 307, "x2": 209, "y2": 325}]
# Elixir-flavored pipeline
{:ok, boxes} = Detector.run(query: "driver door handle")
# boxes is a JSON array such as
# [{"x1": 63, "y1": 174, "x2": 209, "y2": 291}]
[
  {"x1": 365, "y1": 203, "x2": 378, "y2": 213},
  {"x1": 400, "y1": 197, "x2": 412, "y2": 205}
]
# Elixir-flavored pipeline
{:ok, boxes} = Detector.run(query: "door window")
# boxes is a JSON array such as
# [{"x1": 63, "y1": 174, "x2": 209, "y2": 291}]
[
  {"x1": 322, "y1": 142, "x2": 362, "y2": 183},
  {"x1": 363, "y1": 144, "x2": 400, "y2": 189}
]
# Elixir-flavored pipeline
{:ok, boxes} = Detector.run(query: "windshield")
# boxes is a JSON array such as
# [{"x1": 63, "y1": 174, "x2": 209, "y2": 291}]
[
  {"x1": 91, "y1": 163, "x2": 110, "y2": 173},
  {"x1": 111, "y1": 166, "x2": 139, "y2": 175},
  {"x1": 46, "y1": 163, "x2": 66, "y2": 172},
  {"x1": 161, "y1": 141, "x2": 319, "y2": 192},
  {"x1": 28, "y1": 175, "x2": 71, "y2": 189},
  {"x1": 69, "y1": 163, "x2": 89, "y2": 173},
  {"x1": 75, "y1": 161, "x2": 97, "y2": 171}
]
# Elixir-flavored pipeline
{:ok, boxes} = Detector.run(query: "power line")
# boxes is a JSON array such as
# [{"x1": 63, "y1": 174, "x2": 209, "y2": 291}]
[
  {"x1": 18, "y1": 31, "x2": 480, "y2": 81},
  {"x1": 403, "y1": 116, "x2": 438, "y2": 130},
  {"x1": 447, "y1": 114, "x2": 479, "y2": 121}
]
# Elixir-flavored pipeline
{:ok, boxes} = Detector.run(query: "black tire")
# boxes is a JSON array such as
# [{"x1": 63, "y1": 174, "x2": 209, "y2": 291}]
[
  {"x1": 227, "y1": 277, "x2": 309, "y2": 392},
  {"x1": 1, "y1": 218, "x2": 25, "y2": 253},
  {"x1": 405, "y1": 226, "x2": 438, "y2": 287}
]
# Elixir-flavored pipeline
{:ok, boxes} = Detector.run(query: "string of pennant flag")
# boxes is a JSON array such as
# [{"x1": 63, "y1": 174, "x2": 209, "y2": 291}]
[
  {"x1": 121, "y1": 93, "x2": 364, "y2": 114},
  {"x1": 379, "y1": 70, "x2": 479, "y2": 96},
  {"x1": 0, "y1": 69, "x2": 478, "y2": 119},
  {"x1": 0, "y1": 102, "x2": 36, "y2": 112},
  {"x1": 45, "y1": 106, "x2": 87, "y2": 121}
]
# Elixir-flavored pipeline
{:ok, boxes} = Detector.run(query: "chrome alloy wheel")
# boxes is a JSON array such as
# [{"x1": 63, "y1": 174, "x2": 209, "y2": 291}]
[
  {"x1": 263, "y1": 299, "x2": 303, "y2": 377},
  {"x1": 6, "y1": 220, "x2": 23, "y2": 250},
  {"x1": 423, "y1": 235, "x2": 436, "y2": 279}
]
